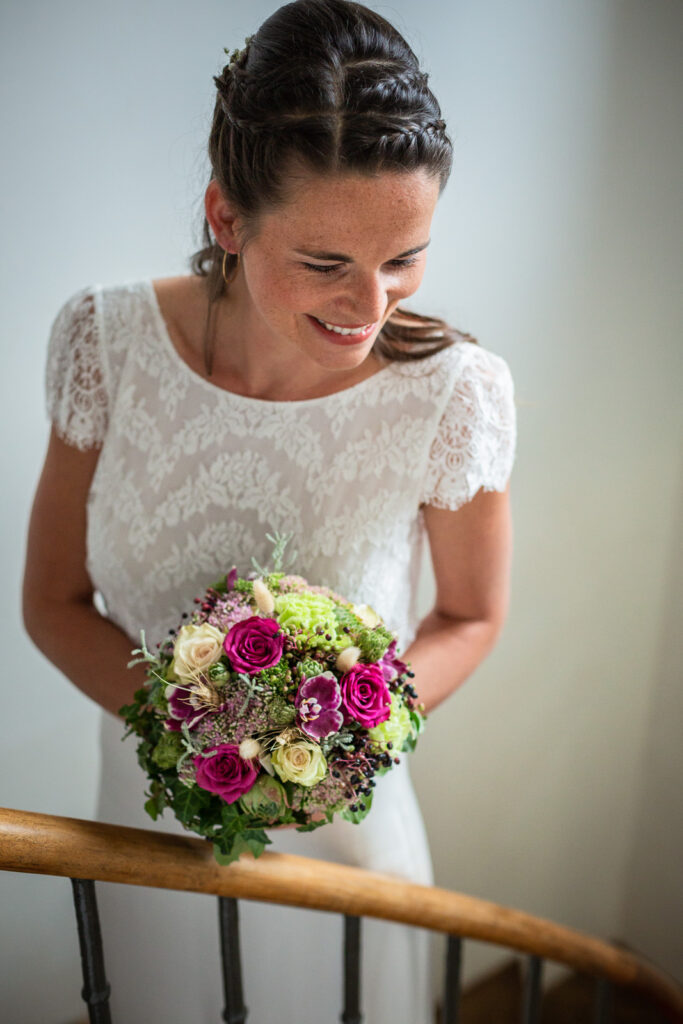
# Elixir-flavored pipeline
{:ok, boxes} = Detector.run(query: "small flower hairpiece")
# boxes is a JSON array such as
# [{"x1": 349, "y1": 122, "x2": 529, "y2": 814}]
[{"x1": 223, "y1": 35, "x2": 253, "y2": 70}]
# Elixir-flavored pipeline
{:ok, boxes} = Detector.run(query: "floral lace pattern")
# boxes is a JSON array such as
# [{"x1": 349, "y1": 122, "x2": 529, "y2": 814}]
[{"x1": 45, "y1": 280, "x2": 517, "y2": 648}]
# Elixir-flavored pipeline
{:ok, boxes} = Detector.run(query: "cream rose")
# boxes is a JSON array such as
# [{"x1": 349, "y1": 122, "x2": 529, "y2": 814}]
[
  {"x1": 271, "y1": 740, "x2": 327, "y2": 788},
  {"x1": 173, "y1": 623, "x2": 225, "y2": 681}
]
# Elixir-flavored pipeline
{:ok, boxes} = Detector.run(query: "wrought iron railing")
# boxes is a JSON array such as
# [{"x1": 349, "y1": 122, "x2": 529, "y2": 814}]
[{"x1": 1, "y1": 807, "x2": 681, "y2": 1023}]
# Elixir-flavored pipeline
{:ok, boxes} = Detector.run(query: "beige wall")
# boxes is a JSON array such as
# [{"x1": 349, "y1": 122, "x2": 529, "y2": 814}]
[{"x1": 410, "y1": 0, "x2": 683, "y2": 987}]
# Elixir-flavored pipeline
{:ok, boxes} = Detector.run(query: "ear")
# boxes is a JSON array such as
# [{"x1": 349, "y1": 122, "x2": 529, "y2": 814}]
[{"x1": 204, "y1": 179, "x2": 244, "y2": 253}]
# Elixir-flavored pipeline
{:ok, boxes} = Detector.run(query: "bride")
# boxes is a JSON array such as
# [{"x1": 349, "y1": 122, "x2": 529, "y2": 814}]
[{"x1": 23, "y1": 1, "x2": 516, "y2": 1020}]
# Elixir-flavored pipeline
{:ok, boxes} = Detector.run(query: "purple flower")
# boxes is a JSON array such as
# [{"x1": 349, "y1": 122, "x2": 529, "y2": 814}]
[
  {"x1": 226, "y1": 567, "x2": 238, "y2": 591},
  {"x1": 380, "y1": 639, "x2": 409, "y2": 685},
  {"x1": 193, "y1": 743, "x2": 259, "y2": 803},
  {"x1": 165, "y1": 684, "x2": 209, "y2": 732},
  {"x1": 223, "y1": 615, "x2": 284, "y2": 675},
  {"x1": 340, "y1": 663, "x2": 392, "y2": 728},
  {"x1": 295, "y1": 672, "x2": 344, "y2": 740}
]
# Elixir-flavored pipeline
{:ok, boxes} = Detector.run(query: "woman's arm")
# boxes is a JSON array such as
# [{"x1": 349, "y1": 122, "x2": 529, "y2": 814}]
[
  {"x1": 22, "y1": 428, "x2": 146, "y2": 718},
  {"x1": 401, "y1": 484, "x2": 513, "y2": 714}
]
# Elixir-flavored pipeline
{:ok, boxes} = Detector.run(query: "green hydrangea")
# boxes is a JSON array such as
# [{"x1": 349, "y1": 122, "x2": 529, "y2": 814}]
[
  {"x1": 368, "y1": 693, "x2": 414, "y2": 753},
  {"x1": 274, "y1": 592, "x2": 352, "y2": 652},
  {"x1": 151, "y1": 731, "x2": 185, "y2": 769}
]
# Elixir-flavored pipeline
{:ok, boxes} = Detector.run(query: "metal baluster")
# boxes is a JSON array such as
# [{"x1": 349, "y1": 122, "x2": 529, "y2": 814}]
[
  {"x1": 594, "y1": 977, "x2": 613, "y2": 1024},
  {"x1": 70, "y1": 878, "x2": 112, "y2": 1024},
  {"x1": 341, "y1": 914, "x2": 363, "y2": 1024},
  {"x1": 217, "y1": 897, "x2": 248, "y2": 1024},
  {"x1": 442, "y1": 935, "x2": 463, "y2": 1024},
  {"x1": 521, "y1": 955, "x2": 543, "y2": 1024}
]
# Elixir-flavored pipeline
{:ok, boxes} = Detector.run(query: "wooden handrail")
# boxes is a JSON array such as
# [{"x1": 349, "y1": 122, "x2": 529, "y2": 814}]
[{"x1": 1, "y1": 806, "x2": 681, "y2": 1017}]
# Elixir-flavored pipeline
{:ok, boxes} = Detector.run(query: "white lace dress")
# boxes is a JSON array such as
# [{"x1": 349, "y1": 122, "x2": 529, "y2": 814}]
[{"x1": 46, "y1": 280, "x2": 517, "y2": 1024}]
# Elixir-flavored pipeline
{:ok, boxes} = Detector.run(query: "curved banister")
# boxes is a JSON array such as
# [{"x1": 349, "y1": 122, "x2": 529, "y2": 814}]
[{"x1": 1, "y1": 806, "x2": 681, "y2": 1017}]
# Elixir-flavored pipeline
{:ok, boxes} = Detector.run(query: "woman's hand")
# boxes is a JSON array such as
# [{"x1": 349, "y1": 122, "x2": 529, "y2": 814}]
[{"x1": 270, "y1": 810, "x2": 327, "y2": 831}]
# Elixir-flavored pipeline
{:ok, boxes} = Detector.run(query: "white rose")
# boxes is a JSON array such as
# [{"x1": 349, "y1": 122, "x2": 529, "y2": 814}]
[
  {"x1": 173, "y1": 623, "x2": 225, "y2": 681},
  {"x1": 271, "y1": 741, "x2": 327, "y2": 787}
]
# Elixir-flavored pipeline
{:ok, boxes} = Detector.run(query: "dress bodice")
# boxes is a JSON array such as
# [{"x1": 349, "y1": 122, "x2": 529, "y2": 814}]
[{"x1": 46, "y1": 280, "x2": 517, "y2": 650}]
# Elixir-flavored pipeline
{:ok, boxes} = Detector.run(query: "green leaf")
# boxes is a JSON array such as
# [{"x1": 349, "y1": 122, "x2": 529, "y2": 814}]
[
  {"x1": 144, "y1": 797, "x2": 160, "y2": 821},
  {"x1": 220, "y1": 802, "x2": 240, "y2": 830},
  {"x1": 173, "y1": 783, "x2": 208, "y2": 825},
  {"x1": 339, "y1": 791, "x2": 374, "y2": 825},
  {"x1": 402, "y1": 733, "x2": 418, "y2": 753},
  {"x1": 212, "y1": 830, "x2": 270, "y2": 865},
  {"x1": 212, "y1": 841, "x2": 242, "y2": 866}
]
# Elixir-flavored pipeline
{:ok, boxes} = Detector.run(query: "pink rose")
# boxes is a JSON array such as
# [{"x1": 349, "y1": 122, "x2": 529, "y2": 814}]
[
  {"x1": 339, "y1": 663, "x2": 392, "y2": 728},
  {"x1": 194, "y1": 743, "x2": 259, "y2": 803},
  {"x1": 223, "y1": 615, "x2": 284, "y2": 675}
]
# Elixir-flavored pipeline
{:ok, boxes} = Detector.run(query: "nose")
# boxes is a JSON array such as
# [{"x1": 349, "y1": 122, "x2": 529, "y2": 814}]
[{"x1": 337, "y1": 270, "x2": 387, "y2": 325}]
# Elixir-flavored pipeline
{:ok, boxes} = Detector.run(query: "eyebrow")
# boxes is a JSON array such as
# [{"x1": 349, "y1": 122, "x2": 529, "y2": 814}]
[{"x1": 293, "y1": 240, "x2": 431, "y2": 262}]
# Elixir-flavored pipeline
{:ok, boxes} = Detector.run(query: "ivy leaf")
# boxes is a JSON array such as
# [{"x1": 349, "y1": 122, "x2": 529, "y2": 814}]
[
  {"x1": 220, "y1": 802, "x2": 240, "y2": 830},
  {"x1": 143, "y1": 780, "x2": 168, "y2": 821},
  {"x1": 173, "y1": 783, "x2": 208, "y2": 826},
  {"x1": 212, "y1": 840, "x2": 242, "y2": 866},
  {"x1": 144, "y1": 798, "x2": 160, "y2": 821},
  {"x1": 212, "y1": 830, "x2": 270, "y2": 865}
]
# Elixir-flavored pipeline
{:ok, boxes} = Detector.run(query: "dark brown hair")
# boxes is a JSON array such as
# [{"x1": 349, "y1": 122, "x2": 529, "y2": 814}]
[{"x1": 189, "y1": 0, "x2": 478, "y2": 371}]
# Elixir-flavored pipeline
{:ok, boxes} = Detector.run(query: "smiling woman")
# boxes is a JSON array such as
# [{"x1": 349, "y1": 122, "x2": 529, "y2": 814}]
[
  {"x1": 196, "y1": 168, "x2": 442, "y2": 398},
  {"x1": 22, "y1": 1, "x2": 516, "y2": 1022}
]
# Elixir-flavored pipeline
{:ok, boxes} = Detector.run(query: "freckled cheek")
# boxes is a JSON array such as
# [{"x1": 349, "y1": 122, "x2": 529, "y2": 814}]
[
  {"x1": 248, "y1": 271, "x2": 308, "y2": 320},
  {"x1": 402, "y1": 265, "x2": 427, "y2": 297}
]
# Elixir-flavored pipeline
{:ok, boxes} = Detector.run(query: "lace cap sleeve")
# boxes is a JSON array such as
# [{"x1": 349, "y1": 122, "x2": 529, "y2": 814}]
[
  {"x1": 45, "y1": 285, "x2": 108, "y2": 450},
  {"x1": 420, "y1": 345, "x2": 517, "y2": 510}
]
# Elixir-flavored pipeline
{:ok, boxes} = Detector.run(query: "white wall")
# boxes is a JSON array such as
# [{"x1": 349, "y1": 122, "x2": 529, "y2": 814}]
[{"x1": 1, "y1": 1, "x2": 680, "y2": 1019}]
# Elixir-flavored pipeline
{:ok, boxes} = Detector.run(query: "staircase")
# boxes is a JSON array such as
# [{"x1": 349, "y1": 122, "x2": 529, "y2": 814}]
[
  {"x1": 436, "y1": 957, "x2": 679, "y2": 1023},
  {"x1": 2, "y1": 807, "x2": 681, "y2": 1024}
]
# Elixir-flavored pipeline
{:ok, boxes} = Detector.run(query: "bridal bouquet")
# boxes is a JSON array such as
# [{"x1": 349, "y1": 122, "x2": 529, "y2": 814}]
[{"x1": 120, "y1": 533, "x2": 426, "y2": 864}]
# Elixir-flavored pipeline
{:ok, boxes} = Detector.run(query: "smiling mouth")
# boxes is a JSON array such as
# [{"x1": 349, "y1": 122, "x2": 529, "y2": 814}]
[{"x1": 310, "y1": 315, "x2": 376, "y2": 336}]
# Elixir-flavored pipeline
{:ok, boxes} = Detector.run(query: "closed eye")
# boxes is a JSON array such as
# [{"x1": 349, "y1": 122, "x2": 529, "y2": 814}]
[{"x1": 303, "y1": 257, "x2": 420, "y2": 275}]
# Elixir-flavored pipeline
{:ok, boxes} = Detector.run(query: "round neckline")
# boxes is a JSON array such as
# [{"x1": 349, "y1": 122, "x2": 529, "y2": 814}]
[{"x1": 142, "y1": 278, "x2": 395, "y2": 407}]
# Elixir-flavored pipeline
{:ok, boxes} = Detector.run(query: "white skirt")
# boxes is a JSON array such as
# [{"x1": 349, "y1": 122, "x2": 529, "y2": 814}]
[{"x1": 95, "y1": 710, "x2": 435, "y2": 1023}]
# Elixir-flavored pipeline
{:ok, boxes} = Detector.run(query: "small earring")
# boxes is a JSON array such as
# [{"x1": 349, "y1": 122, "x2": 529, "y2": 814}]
[{"x1": 222, "y1": 249, "x2": 240, "y2": 285}]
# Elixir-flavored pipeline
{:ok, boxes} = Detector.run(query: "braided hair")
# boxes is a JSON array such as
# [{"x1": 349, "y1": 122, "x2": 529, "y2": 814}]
[{"x1": 190, "y1": 0, "x2": 478, "y2": 365}]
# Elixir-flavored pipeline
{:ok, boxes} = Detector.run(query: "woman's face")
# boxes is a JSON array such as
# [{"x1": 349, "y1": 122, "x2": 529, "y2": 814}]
[{"x1": 219, "y1": 167, "x2": 442, "y2": 373}]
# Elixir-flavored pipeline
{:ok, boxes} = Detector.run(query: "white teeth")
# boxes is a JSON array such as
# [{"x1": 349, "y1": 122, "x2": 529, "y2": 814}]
[{"x1": 315, "y1": 317, "x2": 371, "y2": 336}]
